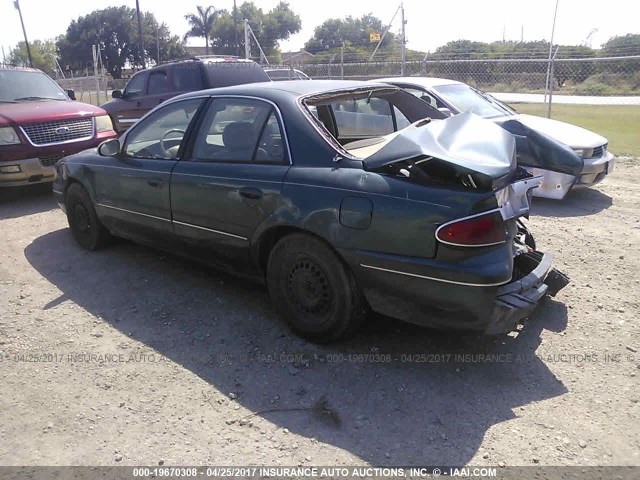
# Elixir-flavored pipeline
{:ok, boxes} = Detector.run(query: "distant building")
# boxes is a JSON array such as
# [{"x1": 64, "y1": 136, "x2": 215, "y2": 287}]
[{"x1": 282, "y1": 50, "x2": 315, "y2": 64}]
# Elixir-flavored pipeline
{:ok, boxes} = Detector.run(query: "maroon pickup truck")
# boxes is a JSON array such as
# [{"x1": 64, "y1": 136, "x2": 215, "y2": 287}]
[{"x1": 0, "y1": 67, "x2": 117, "y2": 188}]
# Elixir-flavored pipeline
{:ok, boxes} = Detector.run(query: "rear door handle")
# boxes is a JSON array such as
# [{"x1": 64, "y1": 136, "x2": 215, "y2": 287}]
[
  {"x1": 239, "y1": 187, "x2": 263, "y2": 199},
  {"x1": 148, "y1": 178, "x2": 163, "y2": 188}
]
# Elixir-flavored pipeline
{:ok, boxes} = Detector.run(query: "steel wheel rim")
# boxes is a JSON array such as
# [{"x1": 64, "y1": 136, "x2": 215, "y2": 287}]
[
  {"x1": 286, "y1": 257, "x2": 334, "y2": 319},
  {"x1": 73, "y1": 203, "x2": 91, "y2": 233}
]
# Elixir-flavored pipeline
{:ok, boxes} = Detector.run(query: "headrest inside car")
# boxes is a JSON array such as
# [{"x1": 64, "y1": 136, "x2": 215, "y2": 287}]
[{"x1": 222, "y1": 122, "x2": 256, "y2": 150}]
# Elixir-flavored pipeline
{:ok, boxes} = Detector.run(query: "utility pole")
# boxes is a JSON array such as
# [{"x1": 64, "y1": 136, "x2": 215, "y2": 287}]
[
  {"x1": 369, "y1": 3, "x2": 401, "y2": 61},
  {"x1": 13, "y1": 0, "x2": 33, "y2": 68},
  {"x1": 244, "y1": 19, "x2": 251, "y2": 60},
  {"x1": 135, "y1": 0, "x2": 145, "y2": 68},
  {"x1": 233, "y1": 0, "x2": 240, "y2": 57},
  {"x1": 340, "y1": 42, "x2": 344, "y2": 79},
  {"x1": 400, "y1": 2, "x2": 406, "y2": 76},
  {"x1": 92, "y1": 45, "x2": 101, "y2": 105},
  {"x1": 545, "y1": 0, "x2": 560, "y2": 118},
  {"x1": 156, "y1": 26, "x2": 160, "y2": 65}
]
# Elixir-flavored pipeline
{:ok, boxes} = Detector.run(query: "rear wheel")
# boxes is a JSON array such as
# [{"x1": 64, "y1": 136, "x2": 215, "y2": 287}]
[
  {"x1": 266, "y1": 233, "x2": 367, "y2": 343},
  {"x1": 65, "y1": 183, "x2": 113, "y2": 250}
]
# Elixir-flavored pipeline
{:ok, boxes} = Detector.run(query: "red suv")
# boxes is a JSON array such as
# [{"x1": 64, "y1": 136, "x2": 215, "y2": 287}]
[{"x1": 0, "y1": 67, "x2": 117, "y2": 188}]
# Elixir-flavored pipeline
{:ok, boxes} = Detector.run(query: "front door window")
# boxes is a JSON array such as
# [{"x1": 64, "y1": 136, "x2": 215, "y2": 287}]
[{"x1": 123, "y1": 98, "x2": 204, "y2": 160}]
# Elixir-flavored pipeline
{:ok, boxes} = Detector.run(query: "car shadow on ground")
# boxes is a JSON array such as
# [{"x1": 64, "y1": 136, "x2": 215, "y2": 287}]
[
  {"x1": 25, "y1": 229, "x2": 569, "y2": 466},
  {"x1": 0, "y1": 185, "x2": 58, "y2": 221},
  {"x1": 531, "y1": 187, "x2": 612, "y2": 218}
]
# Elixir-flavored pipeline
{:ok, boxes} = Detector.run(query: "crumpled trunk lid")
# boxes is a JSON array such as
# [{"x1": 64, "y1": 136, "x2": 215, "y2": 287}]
[{"x1": 360, "y1": 112, "x2": 517, "y2": 189}]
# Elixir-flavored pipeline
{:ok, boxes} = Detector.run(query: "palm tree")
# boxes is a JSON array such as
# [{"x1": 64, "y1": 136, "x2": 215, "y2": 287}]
[{"x1": 184, "y1": 6, "x2": 218, "y2": 55}]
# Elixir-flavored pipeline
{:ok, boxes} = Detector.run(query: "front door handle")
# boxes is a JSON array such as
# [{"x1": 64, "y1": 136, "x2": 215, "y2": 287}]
[
  {"x1": 136, "y1": 101, "x2": 142, "y2": 107},
  {"x1": 239, "y1": 187, "x2": 263, "y2": 199},
  {"x1": 148, "y1": 178, "x2": 163, "y2": 188}
]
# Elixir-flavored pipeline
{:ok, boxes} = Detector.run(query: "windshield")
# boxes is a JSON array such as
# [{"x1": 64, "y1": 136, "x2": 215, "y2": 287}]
[
  {"x1": 0, "y1": 69, "x2": 67, "y2": 103},
  {"x1": 433, "y1": 84, "x2": 515, "y2": 119}
]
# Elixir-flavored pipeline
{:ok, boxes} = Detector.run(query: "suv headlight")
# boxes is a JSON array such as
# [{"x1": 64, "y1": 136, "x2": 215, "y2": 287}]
[
  {"x1": 573, "y1": 148, "x2": 594, "y2": 159},
  {"x1": 95, "y1": 115, "x2": 114, "y2": 133},
  {"x1": 0, "y1": 127, "x2": 21, "y2": 146}
]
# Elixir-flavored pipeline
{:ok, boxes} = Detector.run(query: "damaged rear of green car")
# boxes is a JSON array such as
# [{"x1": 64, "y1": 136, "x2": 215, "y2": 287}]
[{"x1": 54, "y1": 81, "x2": 569, "y2": 342}]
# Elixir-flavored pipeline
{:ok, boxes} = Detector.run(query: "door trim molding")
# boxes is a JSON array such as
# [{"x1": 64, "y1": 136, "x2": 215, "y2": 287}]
[
  {"x1": 173, "y1": 220, "x2": 248, "y2": 241},
  {"x1": 96, "y1": 203, "x2": 171, "y2": 222}
]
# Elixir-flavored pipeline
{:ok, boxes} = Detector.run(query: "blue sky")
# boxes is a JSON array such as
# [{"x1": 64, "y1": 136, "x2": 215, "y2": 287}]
[{"x1": 1, "y1": 0, "x2": 638, "y2": 60}]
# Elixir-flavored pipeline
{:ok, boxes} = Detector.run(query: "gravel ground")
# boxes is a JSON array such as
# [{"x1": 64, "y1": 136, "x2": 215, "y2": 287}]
[{"x1": 0, "y1": 160, "x2": 638, "y2": 467}]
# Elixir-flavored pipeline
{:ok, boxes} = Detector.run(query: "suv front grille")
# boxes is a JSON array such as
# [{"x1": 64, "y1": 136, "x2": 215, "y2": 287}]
[
  {"x1": 21, "y1": 118, "x2": 94, "y2": 146},
  {"x1": 39, "y1": 154, "x2": 65, "y2": 167}
]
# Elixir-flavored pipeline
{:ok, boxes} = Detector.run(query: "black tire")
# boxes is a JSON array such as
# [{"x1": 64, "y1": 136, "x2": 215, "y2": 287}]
[
  {"x1": 524, "y1": 231, "x2": 536, "y2": 250},
  {"x1": 65, "y1": 183, "x2": 113, "y2": 250},
  {"x1": 266, "y1": 233, "x2": 367, "y2": 343}
]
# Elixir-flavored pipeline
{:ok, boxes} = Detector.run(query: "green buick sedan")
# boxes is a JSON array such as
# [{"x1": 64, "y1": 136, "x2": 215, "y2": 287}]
[{"x1": 53, "y1": 80, "x2": 568, "y2": 343}]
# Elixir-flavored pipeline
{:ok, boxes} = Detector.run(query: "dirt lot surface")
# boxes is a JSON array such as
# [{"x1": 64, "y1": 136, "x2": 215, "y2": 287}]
[{"x1": 0, "y1": 160, "x2": 639, "y2": 467}]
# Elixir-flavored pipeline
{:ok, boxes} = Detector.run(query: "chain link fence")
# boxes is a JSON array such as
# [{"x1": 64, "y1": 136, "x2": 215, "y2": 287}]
[
  {"x1": 5, "y1": 55, "x2": 639, "y2": 106},
  {"x1": 270, "y1": 55, "x2": 640, "y2": 103},
  {"x1": 54, "y1": 71, "x2": 128, "y2": 105}
]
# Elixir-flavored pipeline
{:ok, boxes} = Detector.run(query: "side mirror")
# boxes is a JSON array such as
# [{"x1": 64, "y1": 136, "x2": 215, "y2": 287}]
[
  {"x1": 438, "y1": 107, "x2": 453, "y2": 118},
  {"x1": 112, "y1": 90, "x2": 122, "y2": 99},
  {"x1": 66, "y1": 89, "x2": 76, "y2": 100},
  {"x1": 98, "y1": 138, "x2": 120, "y2": 157}
]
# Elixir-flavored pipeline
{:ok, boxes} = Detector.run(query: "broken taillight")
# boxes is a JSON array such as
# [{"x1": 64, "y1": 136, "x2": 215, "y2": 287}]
[{"x1": 436, "y1": 211, "x2": 507, "y2": 247}]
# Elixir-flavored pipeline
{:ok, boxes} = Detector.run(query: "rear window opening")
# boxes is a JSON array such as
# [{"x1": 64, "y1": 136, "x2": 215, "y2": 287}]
[
  {"x1": 373, "y1": 155, "x2": 486, "y2": 190},
  {"x1": 301, "y1": 87, "x2": 444, "y2": 153}
]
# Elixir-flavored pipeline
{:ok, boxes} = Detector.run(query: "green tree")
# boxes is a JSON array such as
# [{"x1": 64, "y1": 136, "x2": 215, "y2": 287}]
[
  {"x1": 600, "y1": 34, "x2": 640, "y2": 56},
  {"x1": 599, "y1": 34, "x2": 640, "y2": 77},
  {"x1": 305, "y1": 14, "x2": 394, "y2": 56},
  {"x1": 184, "y1": 6, "x2": 218, "y2": 55},
  {"x1": 9, "y1": 39, "x2": 58, "y2": 76},
  {"x1": 57, "y1": 7, "x2": 189, "y2": 78},
  {"x1": 209, "y1": 2, "x2": 301, "y2": 59}
]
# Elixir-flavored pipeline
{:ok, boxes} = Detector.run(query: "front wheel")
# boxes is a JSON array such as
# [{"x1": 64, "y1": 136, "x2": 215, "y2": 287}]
[
  {"x1": 65, "y1": 183, "x2": 113, "y2": 250},
  {"x1": 266, "y1": 233, "x2": 367, "y2": 343}
]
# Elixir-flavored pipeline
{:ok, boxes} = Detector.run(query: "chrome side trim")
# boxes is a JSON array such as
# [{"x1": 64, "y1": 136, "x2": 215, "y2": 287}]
[
  {"x1": 173, "y1": 220, "x2": 248, "y2": 241},
  {"x1": 52, "y1": 189, "x2": 63, "y2": 195},
  {"x1": 77, "y1": 164, "x2": 171, "y2": 175},
  {"x1": 172, "y1": 172, "x2": 283, "y2": 184},
  {"x1": 360, "y1": 263, "x2": 508, "y2": 287},
  {"x1": 96, "y1": 203, "x2": 171, "y2": 222}
]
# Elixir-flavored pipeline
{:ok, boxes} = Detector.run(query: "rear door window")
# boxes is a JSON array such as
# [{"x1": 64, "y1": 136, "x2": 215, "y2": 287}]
[
  {"x1": 172, "y1": 66, "x2": 204, "y2": 91},
  {"x1": 191, "y1": 98, "x2": 287, "y2": 164},
  {"x1": 148, "y1": 71, "x2": 171, "y2": 95},
  {"x1": 204, "y1": 61, "x2": 270, "y2": 87}
]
